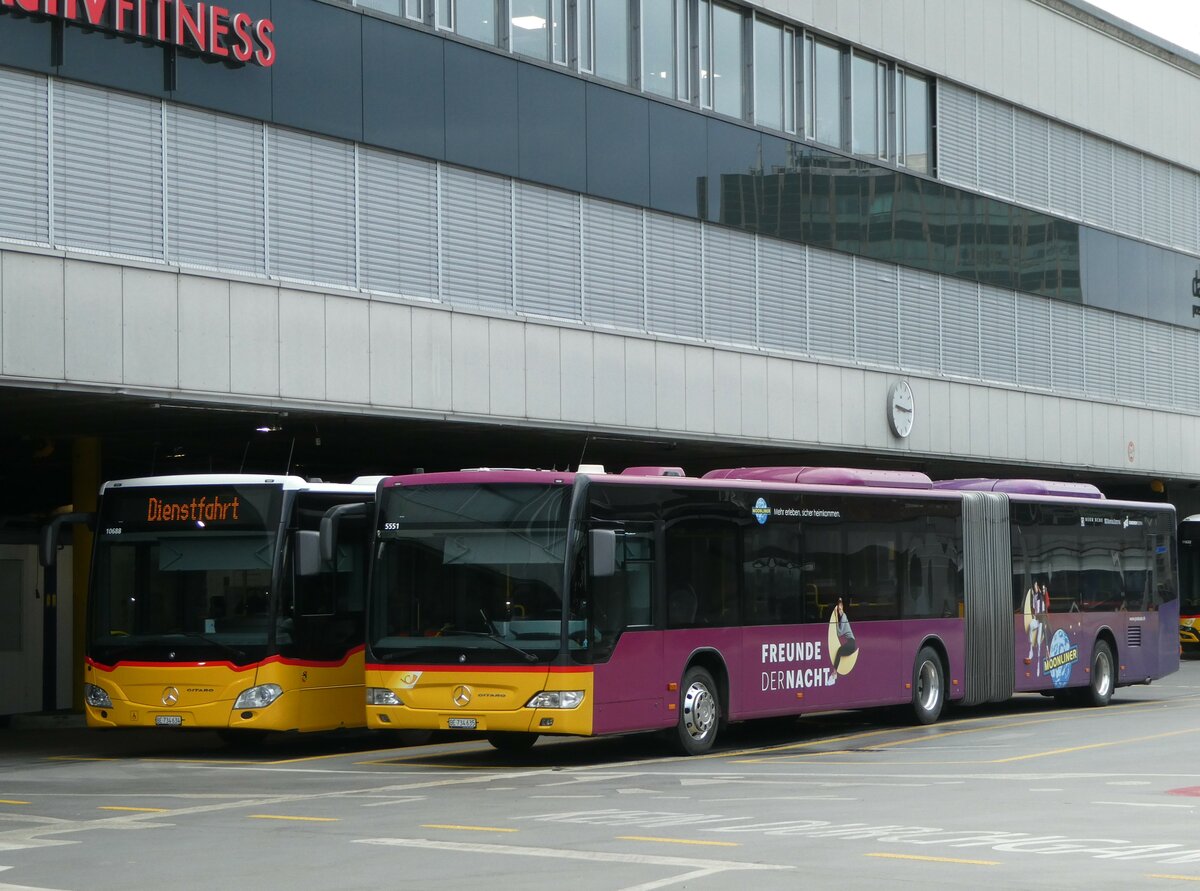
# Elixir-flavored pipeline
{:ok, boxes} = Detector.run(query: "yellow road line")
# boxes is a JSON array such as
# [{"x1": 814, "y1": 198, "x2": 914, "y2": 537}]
[
  {"x1": 421, "y1": 824, "x2": 518, "y2": 833},
  {"x1": 617, "y1": 835, "x2": 741, "y2": 848},
  {"x1": 46, "y1": 756, "x2": 116, "y2": 762},
  {"x1": 1149, "y1": 874, "x2": 1200, "y2": 882},
  {"x1": 866, "y1": 852, "x2": 999, "y2": 866},
  {"x1": 248, "y1": 814, "x2": 340, "y2": 822},
  {"x1": 995, "y1": 727, "x2": 1200, "y2": 763},
  {"x1": 98, "y1": 806, "x2": 168, "y2": 813},
  {"x1": 0, "y1": 800, "x2": 30, "y2": 806}
]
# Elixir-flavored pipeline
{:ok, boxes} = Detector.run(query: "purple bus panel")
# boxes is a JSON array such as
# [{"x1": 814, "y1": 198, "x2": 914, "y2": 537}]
[
  {"x1": 702, "y1": 467, "x2": 933, "y2": 489},
  {"x1": 933, "y1": 478, "x2": 1105, "y2": 499}
]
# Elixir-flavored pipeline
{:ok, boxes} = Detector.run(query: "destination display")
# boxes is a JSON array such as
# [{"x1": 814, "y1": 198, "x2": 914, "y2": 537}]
[{"x1": 100, "y1": 484, "x2": 282, "y2": 534}]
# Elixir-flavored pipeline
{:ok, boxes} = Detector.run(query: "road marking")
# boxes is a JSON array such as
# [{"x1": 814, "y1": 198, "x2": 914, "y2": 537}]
[
  {"x1": 617, "y1": 836, "x2": 740, "y2": 848},
  {"x1": 0, "y1": 804, "x2": 28, "y2": 808},
  {"x1": 248, "y1": 815, "x2": 339, "y2": 822},
  {"x1": 0, "y1": 882, "x2": 75, "y2": 890},
  {"x1": 866, "y1": 852, "x2": 1000, "y2": 866},
  {"x1": 97, "y1": 807, "x2": 168, "y2": 813},
  {"x1": 1092, "y1": 801, "x2": 1196, "y2": 809},
  {"x1": 421, "y1": 824, "x2": 517, "y2": 833},
  {"x1": 996, "y1": 727, "x2": 1200, "y2": 763},
  {"x1": 1149, "y1": 875, "x2": 1200, "y2": 883}
]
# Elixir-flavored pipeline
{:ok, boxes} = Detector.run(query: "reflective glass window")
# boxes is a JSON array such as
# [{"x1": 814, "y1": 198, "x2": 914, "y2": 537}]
[
  {"x1": 643, "y1": 0, "x2": 675, "y2": 98},
  {"x1": 851, "y1": 52, "x2": 879, "y2": 157},
  {"x1": 458, "y1": 0, "x2": 495, "y2": 44},
  {"x1": 436, "y1": 0, "x2": 451, "y2": 29},
  {"x1": 901, "y1": 69, "x2": 930, "y2": 173},
  {"x1": 405, "y1": 0, "x2": 423, "y2": 19},
  {"x1": 357, "y1": 0, "x2": 402, "y2": 16},
  {"x1": 699, "y1": 0, "x2": 711, "y2": 107},
  {"x1": 552, "y1": 0, "x2": 566, "y2": 63},
  {"x1": 711, "y1": 2, "x2": 743, "y2": 118},
  {"x1": 813, "y1": 38, "x2": 843, "y2": 148},
  {"x1": 675, "y1": 0, "x2": 690, "y2": 101},
  {"x1": 511, "y1": 0, "x2": 550, "y2": 60},
  {"x1": 577, "y1": 0, "x2": 593, "y2": 71},
  {"x1": 754, "y1": 18, "x2": 784, "y2": 131},
  {"x1": 595, "y1": 0, "x2": 630, "y2": 85}
]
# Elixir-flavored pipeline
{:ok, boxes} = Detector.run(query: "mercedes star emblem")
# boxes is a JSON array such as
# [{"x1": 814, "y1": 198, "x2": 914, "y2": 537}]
[
  {"x1": 161, "y1": 687, "x2": 180, "y2": 706},
  {"x1": 452, "y1": 685, "x2": 472, "y2": 707}
]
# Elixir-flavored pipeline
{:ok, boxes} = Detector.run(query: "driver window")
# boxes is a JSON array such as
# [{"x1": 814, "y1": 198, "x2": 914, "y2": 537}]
[{"x1": 586, "y1": 530, "x2": 654, "y2": 661}]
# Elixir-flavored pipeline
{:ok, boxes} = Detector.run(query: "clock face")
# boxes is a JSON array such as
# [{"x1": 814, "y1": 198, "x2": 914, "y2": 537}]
[{"x1": 889, "y1": 381, "x2": 914, "y2": 438}]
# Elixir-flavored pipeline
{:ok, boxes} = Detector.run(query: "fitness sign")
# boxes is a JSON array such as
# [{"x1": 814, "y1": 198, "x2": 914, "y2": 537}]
[{"x1": 0, "y1": 0, "x2": 277, "y2": 67}]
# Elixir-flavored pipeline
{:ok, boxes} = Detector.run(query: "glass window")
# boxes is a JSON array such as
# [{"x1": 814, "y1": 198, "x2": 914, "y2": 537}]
[
  {"x1": 754, "y1": 18, "x2": 783, "y2": 130},
  {"x1": 643, "y1": 0, "x2": 675, "y2": 98},
  {"x1": 851, "y1": 52, "x2": 882, "y2": 158},
  {"x1": 699, "y1": 0, "x2": 711, "y2": 108},
  {"x1": 577, "y1": 0, "x2": 593, "y2": 72},
  {"x1": 666, "y1": 518, "x2": 740, "y2": 627},
  {"x1": 458, "y1": 0, "x2": 496, "y2": 45},
  {"x1": 405, "y1": 0, "x2": 423, "y2": 20},
  {"x1": 511, "y1": 0, "x2": 550, "y2": 60},
  {"x1": 711, "y1": 2, "x2": 744, "y2": 118},
  {"x1": 812, "y1": 38, "x2": 843, "y2": 149},
  {"x1": 436, "y1": 0, "x2": 451, "y2": 30},
  {"x1": 594, "y1": 0, "x2": 630, "y2": 85},
  {"x1": 900, "y1": 69, "x2": 930, "y2": 174},
  {"x1": 552, "y1": 0, "x2": 567, "y2": 63},
  {"x1": 357, "y1": 0, "x2": 402, "y2": 16},
  {"x1": 675, "y1": 0, "x2": 690, "y2": 101}
]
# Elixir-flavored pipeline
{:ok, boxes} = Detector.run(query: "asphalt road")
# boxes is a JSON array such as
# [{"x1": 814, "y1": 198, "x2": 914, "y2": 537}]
[{"x1": 3, "y1": 661, "x2": 1200, "y2": 890}]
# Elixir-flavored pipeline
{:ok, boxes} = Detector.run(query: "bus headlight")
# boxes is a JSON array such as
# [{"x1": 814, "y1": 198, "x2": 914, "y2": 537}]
[
  {"x1": 233, "y1": 684, "x2": 283, "y2": 709},
  {"x1": 84, "y1": 684, "x2": 113, "y2": 708},
  {"x1": 367, "y1": 688, "x2": 403, "y2": 706},
  {"x1": 525, "y1": 690, "x2": 584, "y2": 709}
]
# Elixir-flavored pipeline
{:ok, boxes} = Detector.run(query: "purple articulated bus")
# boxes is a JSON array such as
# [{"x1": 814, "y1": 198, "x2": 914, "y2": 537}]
[{"x1": 361, "y1": 466, "x2": 1178, "y2": 755}]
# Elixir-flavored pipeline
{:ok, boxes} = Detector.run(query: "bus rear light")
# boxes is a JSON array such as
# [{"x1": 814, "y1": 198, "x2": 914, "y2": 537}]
[
  {"x1": 84, "y1": 684, "x2": 113, "y2": 708},
  {"x1": 525, "y1": 691, "x2": 584, "y2": 709},
  {"x1": 233, "y1": 684, "x2": 282, "y2": 709},
  {"x1": 367, "y1": 687, "x2": 403, "y2": 706}
]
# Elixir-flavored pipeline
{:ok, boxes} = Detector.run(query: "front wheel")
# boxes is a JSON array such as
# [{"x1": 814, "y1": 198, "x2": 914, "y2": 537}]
[
  {"x1": 1083, "y1": 640, "x2": 1114, "y2": 707},
  {"x1": 486, "y1": 732, "x2": 538, "y2": 752},
  {"x1": 674, "y1": 666, "x2": 720, "y2": 755},
  {"x1": 911, "y1": 647, "x2": 944, "y2": 725}
]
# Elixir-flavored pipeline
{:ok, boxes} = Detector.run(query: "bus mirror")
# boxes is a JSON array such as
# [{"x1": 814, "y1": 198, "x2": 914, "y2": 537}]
[
  {"x1": 319, "y1": 503, "x2": 368, "y2": 565},
  {"x1": 39, "y1": 512, "x2": 95, "y2": 568},
  {"x1": 296, "y1": 530, "x2": 322, "y2": 577},
  {"x1": 589, "y1": 529, "x2": 616, "y2": 577}
]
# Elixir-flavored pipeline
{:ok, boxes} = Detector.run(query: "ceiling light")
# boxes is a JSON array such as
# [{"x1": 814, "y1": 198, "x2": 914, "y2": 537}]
[{"x1": 512, "y1": 15, "x2": 546, "y2": 29}]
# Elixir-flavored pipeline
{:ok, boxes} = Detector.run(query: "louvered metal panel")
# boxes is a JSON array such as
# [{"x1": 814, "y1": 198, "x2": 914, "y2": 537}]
[
  {"x1": 806, "y1": 247, "x2": 855, "y2": 362},
  {"x1": 1047, "y1": 123, "x2": 1082, "y2": 219},
  {"x1": 976, "y1": 96, "x2": 1014, "y2": 199},
  {"x1": 53, "y1": 82, "x2": 163, "y2": 259},
  {"x1": 1145, "y1": 320, "x2": 1174, "y2": 408},
  {"x1": 167, "y1": 106, "x2": 265, "y2": 274},
  {"x1": 439, "y1": 165, "x2": 514, "y2": 312},
  {"x1": 1013, "y1": 109, "x2": 1049, "y2": 211},
  {"x1": 359, "y1": 148, "x2": 438, "y2": 300},
  {"x1": 1081, "y1": 134, "x2": 1114, "y2": 231},
  {"x1": 1084, "y1": 310, "x2": 1117, "y2": 400},
  {"x1": 515, "y1": 182, "x2": 582, "y2": 321},
  {"x1": 1050, "y1": 302, "x2": 1085, "y2": 395},
  {"x1": 1115, "y1": 315, "x2": 1145, "y2": 403},
  {"x1": 1142, "y1": 156, "x2": 1171, "y2": 247},
  {"x1": 898, "y1": 267, "x2": 940, "y2": 373},
  {"x1": 1110, "y1": 144, "x2": 1142, "y2": 238},
  {"x1": 268, "y1": 128, "x2": 356, "y2": 287},
  {"x1": 1170, "y1": 165, "x2": 1199, "y2": 254},
  {"x1": 0, "y1": 68, "x2": 48, "y2": 244},
  {"x1": 853, "y1": 257, "x2": 898, "y2": 366},
  {"x1": 702, "y1": 225, "x2": 756, "y2": 346},
  {"x1": 645, "y1": 212, "x2": 703, "y2": 339},
  {"x1": 582, "y1": 198, "x2": 645, "y2": 331},
  {"x1": 757, "y1": 237, "x2": 808, "y2": 355},
  {"x1": 979, "y1": 285, "x2": 1017, "y2": 384},
  {"x1": 960, "y1": 492, "x2": 1014, "y2": 707},
  {"x1": 1015, "y1": 293, "x2": 1052, "y2": 390},
  {"x1": 1174, "y1": 327, "x2": 1200, "y2": 411},
  {"x1": 935, "y1": 82, "x2": 978, "y2": 189},
  {"x1": 940, "y1": 277, "x2": 980, "y2": 378}
]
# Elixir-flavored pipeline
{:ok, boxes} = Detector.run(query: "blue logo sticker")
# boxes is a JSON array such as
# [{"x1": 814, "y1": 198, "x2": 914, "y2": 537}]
[
  {"x1": 1045, "y1": 628, "x2": 1080, "y2": 688},
  {"x1": 752, "y1": 497, "x2": 771, "y2": 525}
]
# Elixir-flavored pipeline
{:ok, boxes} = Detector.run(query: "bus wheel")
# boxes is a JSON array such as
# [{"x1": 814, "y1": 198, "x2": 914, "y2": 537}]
[
  {"x1": 486, "y1": 732, "x2": 538, "y2": 752},
  {"x1": 675, "y1": 666, "x2": 720, "y2": 756},
  {"x1": 911, "y1": 647, "x2": 944, "y2": 725},
  {"x1": 1083, "y1": 640, "x2": 1114, "y2": 707}
]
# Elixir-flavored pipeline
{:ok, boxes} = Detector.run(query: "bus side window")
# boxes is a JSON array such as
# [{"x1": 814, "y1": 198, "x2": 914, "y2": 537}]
[{"x1": 586, "y1": 531, "x2": 654, "y2": 658}]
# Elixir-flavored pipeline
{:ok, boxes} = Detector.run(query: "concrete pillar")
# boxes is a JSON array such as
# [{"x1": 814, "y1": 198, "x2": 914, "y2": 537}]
[{"x1": 71, "y1": 437, "x2": 100, "y2": 711}]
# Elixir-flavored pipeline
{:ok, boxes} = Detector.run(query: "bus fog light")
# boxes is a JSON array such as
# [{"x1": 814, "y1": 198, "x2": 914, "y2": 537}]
[
  {"x1": 367, "y1": 687, "x2": 403, "y2": 706},
  {"x1": 234, "y1": 684, "x2": 282, "y2": 709},
  {"x1": 84, "y1": 684, "x2": 113, "y2": 709},
  {"x1": 525, "y1": 690, "x2": 584, "y2": 709}
]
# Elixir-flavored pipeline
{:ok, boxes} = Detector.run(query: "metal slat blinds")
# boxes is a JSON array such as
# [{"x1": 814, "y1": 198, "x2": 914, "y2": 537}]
[
  {"x1": 854, "y1": 257, "x2": 898, "y2": 366},
  {"x1": 1084, "y1": 310, "x2": 1117, "y2": 401},
  {"x1": 934, "y1": 83, "x2": 978, "y2": 190},
  {"x1": 1170, "y1": 165, "x2": 1199, "y2": 254},
  {"x1": 514, "y1": 182, "x2": 582, "y2": 321},
  {"x1": 167, "y1": 106, "x2": 265, "y2": 275},
  {"x1": 645, "y1": 212, "x2": 702, "y2": 339},
  {"x1": 898, "y1": 267, "x2": 940, "y2": 373},
  {"x1": 1173, "y1": 328, "x2": 1200, "y2": 411},
  {"x1": 1013, "y1": 109, "x2": 1049, "y2": 212},
  {"x1": 1015, "y1": 293, "x2": 1052, "y2": 390},
  {"x1": 53, "y1": 82, "x2": 163, "y2": 259},
  {"x1": 1047, "y1": 122, "x2": 1082, "y2": 220},
  {"x1": 1115, "y1": 315, "x2": 1145, "y2": 403},
  {"x1": 268, "y1": 128, "x2": 355, "y2": 287},
  {"x1": 582, "y1": 198, "x2": 645, "y2": 331},
  {"x1": 1081, "y1": 134, "x2": 1115, "y2": 232},
  {"x1": 940, "y1": 277, "x2": 980, "y2": 378},
  {"x1": 702, "y1": 226, "x2": 756, "y2": 346},
  {"x1": 1142, "y1": 156, "x2": 1171, "y2": 248},
  {"x1": 979, "y1": 285, "x2": 1017, "y2": 384},
  {"x1": 1049, "y1": 301, "x2": 1084, "y2": 395},
  {"x1": 440, "y1": 166, "x2": 514, "y2": 312},
  {"x1": 359, "y1": 148, "x2": 438, "y2": 300},
  {"x1": 806, "y1": 247, "x2": 854, "y2": 361},
  {"x1": 1111, "y1": 145, "x2": 1142, "y2": 238},
  {"x1": 976, "y1": 96, "x2": 1014, "y2": 199},
  {"x1": 0, "y1": 68, "x2": 48, "y2": 244},
  {"x1": 757, "y1": 237, "x2": 807, "y2": 355},
  {"x1": 1145, "y1": 320, "x2": 1173, "y2": 407}
]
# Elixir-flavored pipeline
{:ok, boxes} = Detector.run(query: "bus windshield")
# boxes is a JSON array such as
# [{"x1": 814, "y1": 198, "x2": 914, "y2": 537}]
[
  {"x1": 1179, "y1": 520, "x2": 1200, "y2": 619},
  {"x1": 89, "y1": 485, "x2": 283, "y2": 664},
  {"x1": 369, "y1": 483, "x2": 571, "y2": 665}
]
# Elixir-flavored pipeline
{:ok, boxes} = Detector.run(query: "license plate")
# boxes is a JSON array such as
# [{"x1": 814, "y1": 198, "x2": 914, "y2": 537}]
[
  {"x1": 447, "y1": 717, "x2": 477, "y2": 730},
  {"x1": 155, "y1": 715, "x2": 183, "y2": 727}
]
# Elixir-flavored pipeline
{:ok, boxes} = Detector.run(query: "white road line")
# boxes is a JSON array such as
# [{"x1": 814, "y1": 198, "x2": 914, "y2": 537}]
[
  {"x1": 1091, "y1": 801, "x2": 1197, "y2": 809},
  {"x1": 0, "y1": 883, "x2": 75, "y2": 891},
  {"x1": 620, "y1": 867, "x2": 727, "y2": 891}
]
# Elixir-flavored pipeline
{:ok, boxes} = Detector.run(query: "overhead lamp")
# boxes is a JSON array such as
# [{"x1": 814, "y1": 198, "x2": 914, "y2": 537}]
[{"x1": 512, "y1": 15, "x2": 546, "y2": 29}]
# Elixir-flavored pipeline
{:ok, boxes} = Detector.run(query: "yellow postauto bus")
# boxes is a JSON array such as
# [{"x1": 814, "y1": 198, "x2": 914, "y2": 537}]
[{"x1": 56, "y1": 474, "x2": 378, "y2": 742}]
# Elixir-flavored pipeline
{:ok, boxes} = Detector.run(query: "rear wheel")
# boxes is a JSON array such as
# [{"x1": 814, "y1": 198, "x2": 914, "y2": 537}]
[
  {"x1": 486, "y1": 732, "x2": 538, "y2": 752},
  {"x1": 911, "y1": 647, "x2": 944, "y2": 725},
  {"x1": 674, "y1": 666, "x2": 720, "y2": 755},
  {"x1": 1083, "y1": 640, "x2": 1114, "y2": 707}
]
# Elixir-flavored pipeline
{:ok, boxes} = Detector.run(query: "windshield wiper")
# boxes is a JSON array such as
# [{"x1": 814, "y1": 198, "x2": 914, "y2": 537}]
[
  {"x1": 438, "y1": 630, "x2": 539, "y2": 663},
  {"x1": 175, "y1": 632, "x2": 246, "y2": 661}
]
